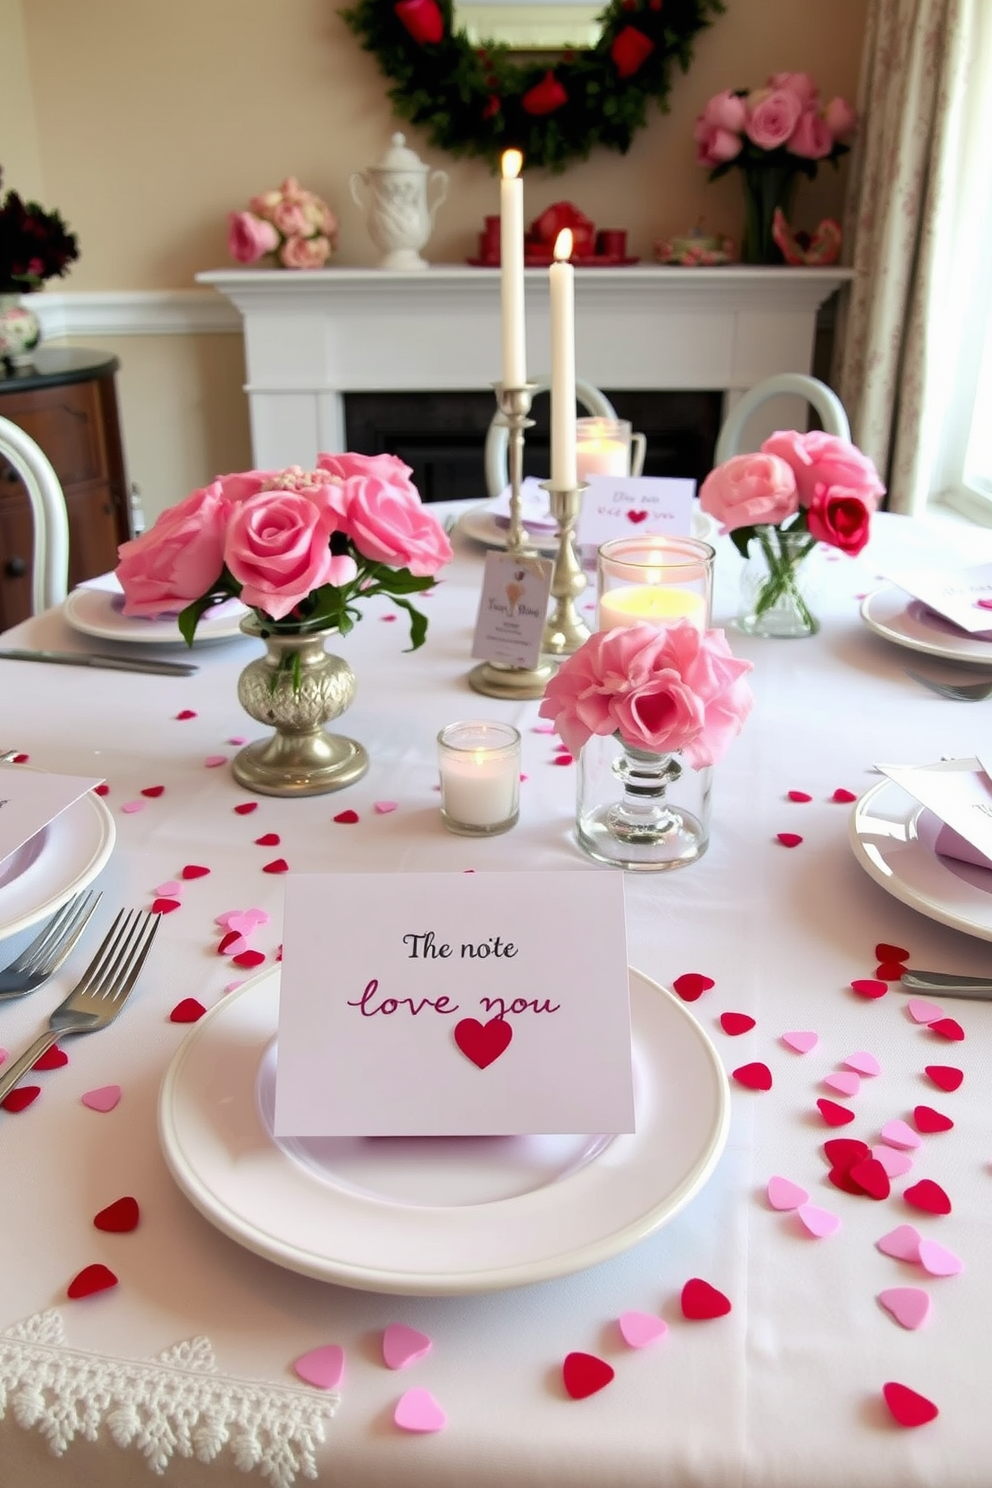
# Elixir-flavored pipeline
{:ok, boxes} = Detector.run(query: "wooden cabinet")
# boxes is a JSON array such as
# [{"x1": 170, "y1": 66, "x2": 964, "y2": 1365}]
[{"x1": 0, "y1": 348, "x2": 131, "y2": 631}]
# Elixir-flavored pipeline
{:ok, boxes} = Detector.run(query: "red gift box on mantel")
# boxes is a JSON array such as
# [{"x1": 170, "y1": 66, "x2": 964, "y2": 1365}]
[{"x1": 468, "y1": 201, "x2": 640, "y2": 267}]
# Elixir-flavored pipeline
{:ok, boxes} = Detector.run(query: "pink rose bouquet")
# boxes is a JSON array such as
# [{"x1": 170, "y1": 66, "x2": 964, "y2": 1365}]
[
  {"x1": 227, "y1": 177, "x2": 338, "y2": 270},
  {"x1": 538, "y1": 621, "x2": 754, "y2": 769},
  {"x1": 116, "y1": 453, "x2": 452, "y2": 652}
]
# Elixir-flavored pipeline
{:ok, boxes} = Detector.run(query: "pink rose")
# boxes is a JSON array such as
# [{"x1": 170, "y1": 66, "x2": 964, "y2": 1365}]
[
  {"x1": 806, "y1": 486, "x2": 873, "y2": 555},
  {"x1": 117, "y1": 484, "x2": 232, "y2": 617},
  {"x1": 787, "y1": 108, "x2": 834, "y2": 160},
  {"x1": 340, "y1": 472, "x2": 453, "y2": 576},
  {"x1": 760, "y1": 430, "x2": 885, "y2": 508},
  {"x1": 317, "y1": 451, "x2": 415, "y2": 484},
  {"x1": 766, "y1": 72, "x2": 820, "y2": 107},
  {"x1": 823, "y1": 96, "x2": 857, "y2": 143},
  {"x1": 223, "y1": 488, "x2": 343, "y2": 620},
  {"x1": 247, "y1": 188, "x2": 283, "y2": 222},
  {"x1": 227, "y1": 211, "x2": 279, "y2": 265},
  {"x1": 745, "y1": 88, "x2": 803, "y2": 150},
  {"x1": 279, "y1": 234, "x2": 331, "y2": 269},
  {"x1": 693, "y1": 119, "x2": 744, "y2": 166},
  {"x1": 701, "y1": 89, "x2": 747, "y2": 133},
  {"x1": 699, "y1": 453, "x2": 799, "y2": 532}
]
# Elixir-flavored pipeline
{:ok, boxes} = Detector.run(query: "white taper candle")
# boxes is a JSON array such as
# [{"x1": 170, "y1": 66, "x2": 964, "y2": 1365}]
[
  {"x1": 499, "y1": 150, "x2": 526, "y2": 388},
  {"x1": 550, "y1": 228, "x2": 576, "y2": 489}
]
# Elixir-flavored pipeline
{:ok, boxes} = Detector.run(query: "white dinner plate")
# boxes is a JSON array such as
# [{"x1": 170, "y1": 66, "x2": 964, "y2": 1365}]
[
  {"x1": 63, "y1": 588, "x2": 249, "y2": 646},
  {"x1": 455, "y1": 503, "x2": 714, "y2": 555},
  {"x1": 0, "y1": 783, "x2": 115, "y2": 941},
  {"x1": 860, "y1": 586, "x2": 992, "y2": 666},
  {"x1": 849, "y1": 760, "x2": 992, "y2": 941},
  {"x1": 159, "y1": 966, "x2": 730, "y2": 1295}
]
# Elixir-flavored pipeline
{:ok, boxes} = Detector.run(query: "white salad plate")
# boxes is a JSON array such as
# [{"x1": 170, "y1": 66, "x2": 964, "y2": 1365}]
[
  {"x1": 64, "y1": 588, "x2": 249, "y2": 646},
  {"x1": 159, "y1": 965, "x2": 730, "y2": 1295},
  {"x1": 860, "y1": 586, "x2": 992, "y2": 666},
  {"x1": 849, "y1": 760, "x2": 992, "y2": 941},
  {"x1": 0, "y1": 783, "x2": 115, "y2": 941}
]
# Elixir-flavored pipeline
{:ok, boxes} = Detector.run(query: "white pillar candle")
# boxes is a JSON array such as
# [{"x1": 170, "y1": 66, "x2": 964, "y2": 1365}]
[
  {"x1": 598, "y1": 585, "x2": 707, "y2": 632},
  {"x1": 550, "y1": 229, "x2": 576, "y2": 490},
  {"x1": 499, "y1": 150, "x2": 526, "y2": 388},
  {"x1": 576, "y1": 438, "x2": 628, "y2": 480},
  {"x1": 438, "y1": 722, "x2": 521, "y2": 834}
]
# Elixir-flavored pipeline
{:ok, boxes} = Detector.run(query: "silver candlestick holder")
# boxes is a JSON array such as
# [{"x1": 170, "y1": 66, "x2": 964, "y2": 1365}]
[
  {"x1": 540, "y1": 479, "x2": 590, "y2": 657},
  {"x1": 469, "y1": 382, "x2": 556, "y2": 700}
]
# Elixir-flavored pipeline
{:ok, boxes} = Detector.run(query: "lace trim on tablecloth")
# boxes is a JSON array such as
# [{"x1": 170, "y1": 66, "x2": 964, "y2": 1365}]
[{"x1": 0, "y1": 1310, "x2": 339, "y2": 1486}]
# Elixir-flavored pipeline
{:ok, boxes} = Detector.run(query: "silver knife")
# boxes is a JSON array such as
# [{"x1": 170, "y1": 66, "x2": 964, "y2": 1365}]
[
  {"x1": 0, "y1": 648, "x2": 198, "y2": 677},
  {"x1": 900, "y1": 969, "x2": 992, "y2": 1000}
]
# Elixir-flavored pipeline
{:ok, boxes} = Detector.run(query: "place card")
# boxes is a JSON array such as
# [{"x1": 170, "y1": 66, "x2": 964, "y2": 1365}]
[
  {"x1": 881, "y1": 561, "x2": 992, "y2": 634},
  {"x1": 0, "y1": 766, "x2": 105, "y2": 863},
  {"x1": 876, "y1": 760, "x2": 992, "y2": 862},
  {"x1": 274, "y1": 871, "x2": 634, "y2": 1137},
  {"x1": 471, "y1": 552, "x2": 553, "y2": 670},
  {"x1": 576, "y1": 476, "x2": 696, "y2": 551}
]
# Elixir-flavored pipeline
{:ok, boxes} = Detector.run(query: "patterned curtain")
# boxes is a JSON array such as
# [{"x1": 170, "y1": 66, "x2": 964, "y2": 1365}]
[{"x1": 835, "y1": 0, "x2": 991, "y2": 515}]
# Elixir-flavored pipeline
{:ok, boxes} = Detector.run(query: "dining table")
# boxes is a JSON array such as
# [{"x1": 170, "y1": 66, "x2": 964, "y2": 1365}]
[{"x1": 3, "y1": 499, "x2": 992, "y2": 1488}]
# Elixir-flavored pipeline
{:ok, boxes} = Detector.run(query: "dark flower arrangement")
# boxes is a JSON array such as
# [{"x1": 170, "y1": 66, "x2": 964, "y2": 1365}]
[{"x1": 0, "y1": 168, "x2": 79, "y2": 294}]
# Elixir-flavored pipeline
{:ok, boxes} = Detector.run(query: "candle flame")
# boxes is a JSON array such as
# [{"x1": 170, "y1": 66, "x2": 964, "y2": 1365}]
[
  {"x1": 501, "y1": 149, "x2": 523, "y2": 180},
  {"x1": 554, "y1": 229, "x2": 574, "y2": 262}
]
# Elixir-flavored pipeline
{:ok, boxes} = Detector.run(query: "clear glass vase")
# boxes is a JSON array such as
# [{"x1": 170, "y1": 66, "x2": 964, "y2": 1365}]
[
  {"x1": 576, "y1": 735, "x2": 710, "y2": 871},
  {"x1": 737, "y1": 526, "x2": 820, "y2": 639}
]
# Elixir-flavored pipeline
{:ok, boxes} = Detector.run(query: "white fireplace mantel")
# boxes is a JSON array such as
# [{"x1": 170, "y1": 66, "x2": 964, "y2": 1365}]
[{"x1": 197, "y1": 265, "x2": 853, "y2": 471}]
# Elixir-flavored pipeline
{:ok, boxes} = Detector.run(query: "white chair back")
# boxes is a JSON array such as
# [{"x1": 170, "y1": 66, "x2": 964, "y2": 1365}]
[
  {"x1": 485, "y1": 377, "x2": 620, "y2": 498},
  {"x1": 0, "y1": 413, "x2": 70, "y2": 615},
  {"x1": 714, "y1": 373, "x2": 851, "y2": 466}
]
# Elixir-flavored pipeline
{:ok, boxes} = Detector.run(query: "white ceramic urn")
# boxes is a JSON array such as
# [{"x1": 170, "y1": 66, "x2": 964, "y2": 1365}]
[{"x1": 349, "y1": 133, "x2": 449, "y2": 272}]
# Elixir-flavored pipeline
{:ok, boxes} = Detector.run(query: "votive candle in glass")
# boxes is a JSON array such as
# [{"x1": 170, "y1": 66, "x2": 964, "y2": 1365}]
[
  {"x1": 597, "y1": 535, "x2": 714, "y2": 633},
  {"x1": 437, "y1": 721, "x2": 521, "y2": 835}
]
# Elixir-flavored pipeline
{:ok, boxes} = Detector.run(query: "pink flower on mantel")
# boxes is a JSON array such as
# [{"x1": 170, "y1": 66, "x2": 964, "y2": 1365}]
[
  {"x1": 117, "y1": 484, "x2": 233, "y2": 617},
  {"x1": 761, "y1": 430, "x2": 885, "y2": 510},
  {"x1": 223, "y1": 487, "x2": 348, "y2": 620},
  {"x1": 537, "y1": 622, "x2": 753, "y2": 768},
  {"x1": 279, "y1": 234, "x2": 331, "y2": 270},
  {"x1": 823, "y1": 96, "x2": 857, "y2": 144},
  {"x1": 787, "y1": 108, "x2": 834, "y2": 160},
  {"x1": 766, "y1": 72, "x2": 820, "y2": 107},
  {"x1": 745, "y1": 88, "x2": 804, "y2": 150},
  {"x1": 227, "y1": 211, "x2": 279, "y2": 265},
  {"x1": 698, "y1": 452, "x2": 799, "y2": 533}
]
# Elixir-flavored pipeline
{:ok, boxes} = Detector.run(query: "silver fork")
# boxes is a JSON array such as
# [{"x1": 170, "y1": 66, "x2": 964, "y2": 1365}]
[
  {"x1": 0, "y1": 908, "x2": 161, "y2": 1105},
  {"x1": 0, "y1": 890, "x2": 102, "y2": 1000},
  {"x1": 904, "y1": 668, "x2": 992, "y2": 702}
]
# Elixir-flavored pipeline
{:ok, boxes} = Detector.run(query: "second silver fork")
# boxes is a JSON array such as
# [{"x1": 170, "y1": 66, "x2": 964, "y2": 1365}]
[
  {"x1": 905, "y1": 667, "x2": 992, "y2": 702},
  {"x1": 0, "y1": 890, "x2": 102, "y2": 1000}
]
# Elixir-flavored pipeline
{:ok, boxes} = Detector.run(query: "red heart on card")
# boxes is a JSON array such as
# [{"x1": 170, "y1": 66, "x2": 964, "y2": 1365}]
[
  {"x1": 928, "y1": 1017, "x2": 965, "y2": 1041},
  {"x1": 454, "y1": 1017, "x2": 512, "y2": 1069},
  {"x1": 32, "y1": 1045, "x2": 68, "y2": 1071},
  {"x1": 94, "y1": 1196, "x2": 140, "y2": 1233},
  {"x1": 255, "y1": 833, "x2": 280, "y2": 847},
  {"x1": 140, "y1": 785, "x2": 165, "y2": 798},
  {"x1": 672, "y1": 972, "x2": 715, "y2": 1002},
  {"x1": 562, "y1": 1352, "x2": 615, "y2": 1399},
  {"x1": 626, "y1": 509, "x2": 649, "y2": 525},
  {"x1": 817, "y1": 1098, "x2": 856, "y2": 1126},
  {"x1": 732, "y1": 1061, "x2": 772, "y2": 1091},
  {"x1": 67, "y1": 1263, "x2": 118, "y2": 1299},
  {"x1": 787, "y1": 789, "x2": 812, "y2": 802},
  {"x1": 823, "y1": 1138, "x2": 869, "y2": 1170},
  {"x1": 848, "y1": 1157, "x2": 891, "y2": 1200},
  {"x1": 182, "y1": 864, "x2": 210, "y2": 880},
  {"x1": 875, "y1": 942, "x2": 909, "y2": 962},
  {"x1": 851, "y1": 978, "x2": 887, "y2": 999},
  {"x1": 681, "y1": 1278, "x2": 732, "y2": 1320},
  {"x1": 913, "y1": 1104, "x2": 954, "y2": 1133},
  {"x1": 882, "y1": 1381, "x2": 939, "y2": 1428},
  {"x1": 924, "y1": 1065, "x2": 963, "y2": 1092},
  {"x1": 170, "y1": 998, "x2": 206, "y2": 1023},
  {"x1": 904, "y1": 1179, "x2": 951, "y2": 1215},
  {"x1": 151, "y1": 898, "x2": 181, "y2": 915},
  {"x1": 1, "y1": 1086, "x2": 40, "y2": 1112},
  {"x1": 234, "y1": 802, "x2": 258, "y2": 815},
  {"x1": 263, "y1": 858, "x2": 289, "y2": 874},
  {"x1": 720, "y1": 1012, "x2": 755, "y2": 1036},
  {"x1": 333, "y1": 810, "x2": 360, "y2": 824},
  {"x1": 777, "y1": 833, "x2": 803, "y2": 847}
]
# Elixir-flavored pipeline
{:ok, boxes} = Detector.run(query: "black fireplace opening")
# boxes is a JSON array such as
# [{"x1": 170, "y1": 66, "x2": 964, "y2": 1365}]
[{"x1": 344, "y1": 390, "x2": 724, "y2": 503}]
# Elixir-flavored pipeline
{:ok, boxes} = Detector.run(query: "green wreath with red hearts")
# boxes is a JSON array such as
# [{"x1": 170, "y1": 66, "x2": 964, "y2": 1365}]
[{"x1": 341, "y1": 0, "x2": 725, "y2": 172}]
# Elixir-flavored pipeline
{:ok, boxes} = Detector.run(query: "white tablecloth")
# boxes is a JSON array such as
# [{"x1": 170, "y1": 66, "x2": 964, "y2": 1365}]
[{"x1": 2, "y1": 506, "x2": 992, "y2": 1488}]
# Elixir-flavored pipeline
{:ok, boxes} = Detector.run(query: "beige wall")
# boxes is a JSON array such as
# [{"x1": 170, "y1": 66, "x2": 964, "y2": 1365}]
[{"x1": 6, "y1": 0, "x2": 868, "y2": 519}]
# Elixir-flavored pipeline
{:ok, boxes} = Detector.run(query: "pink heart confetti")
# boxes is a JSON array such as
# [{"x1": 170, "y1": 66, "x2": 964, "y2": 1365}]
[
  {"x1": 151, "y1": 898, "x2": 181, "y2": 915},
  {"x1": 181, "y1": 864, "x2": 210, "y2": 880},
  {"x1": 82, "y1": 1085, "x2": 121, "y2": 1113},
  {"x1": 871, "y1": 1144, "x2": 914, "y2": 1178},
  {"x1": 227, "y1": 736, "x2": 248, "y2": 745},
  {"x1": 928, "y1": 1016, "x2": 965, "y2": 1041},
  {"x1": 796, "y1": 1202, "x2": 841, "y2": 1238},
  {"x1": 382, "y1": 1323, "x2": 433, "y2": 1370},
  {"x1": 293, "y1": 1344, "x2": 345, "y2": 1390},
  {"x1": 121, "y1": 801, "x2": 145, "y2": 814},
  {"x1": 233, "y1": 802, "x2": 258, "y2": 815},
  {"x1": 787, "y1": 789, "x2": 812, "y2": 802},
  {"x1": 776, "y1": 832, "x2": 803, "y2": 848},
  {"x1": 175, "y1": 709, "x2": 197, "y2": 720},
  {"x1": 532, "y1": 723, "x2": 556, "y2": 734},
  {"x1": 204, "y1": 755, "x2": 227, "y2": 768},
  {"x1": 876, "y1": 1224, "x2": 923, "y2": 1263},
  {"x1": 224, "y1": 980, "x2": 245, "y2": 994},
  {"x1": 880, "y1": 1118, "x2": 921, "y2": 1150},
  {"x1": 0, "y1": 1049, "x2": 7, "y2": 1066},
  {"x1": 918, "y1": 1238, "x2": 963, "y2": 1277},
  {"x1": 822, "y1": 1071, "x2": 860, "y2": 1097},
  {"x1": 844, "y1": 1051, "x2": 881, "y2": 1077},
  {"x1": 394, "y1": 1388, "x2": 447, "y2": 1433},
  {"x1": 850, "y1": 978, "x2": 887, "y2": 999},
  {"x1": 878, "y1": 1287, "x2": 932, "y2": 1331},
  {"x1": 140, "y1": 785, "x2": 165, "y2": 798},
  {"x1": 153, "y1": 881, "x2": 183, "y2": 898},
  {"x1": 618, "y1": 1311, "x2": 668, "y2": 1349},
  {"x1": 217, "y1": 930, "x2": 248, "y2": 956},
  {"x1": 374, "y1": 801, "x2": 398, "y2": 814},
  {"x1": 229, "y1": 908, "x2": 270, "y2": 934},
  {"x1": 882, "y1": 1381, "x2": 939, "y2": 1428},
  {"x1": 767, "y1": 1176, "x2": 809, "y2": 1211},
  {"x1": 720, "y1": 1011, "x2": 755, "y2": 1036},
  {"x1": 381, "y1": 612, "x2": 396, "y2": 621},
  {"x1": 907, "y1": 998, "x2": 944, "y2": 1025},
  {"x1": 781, "y1": 1030, "x2": 818, "y2": 1054}
]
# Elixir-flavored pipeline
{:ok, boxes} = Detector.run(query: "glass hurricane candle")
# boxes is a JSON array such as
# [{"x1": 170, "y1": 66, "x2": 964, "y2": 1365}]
[
  {"x1": 597, "y1": 535, "x2": 714, "y2": 633},
  {"x1": 575, "y1": 417, "x2": 646, "y2": 481},
  {"x1": 437, "y1": 721, "x2": 521, "y2": 835}
]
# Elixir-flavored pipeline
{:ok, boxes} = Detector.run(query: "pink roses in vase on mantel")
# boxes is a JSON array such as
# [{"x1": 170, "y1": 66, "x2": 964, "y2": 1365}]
[{"x1": 228, "y1": 178, "x2": 338, "y2": 269}]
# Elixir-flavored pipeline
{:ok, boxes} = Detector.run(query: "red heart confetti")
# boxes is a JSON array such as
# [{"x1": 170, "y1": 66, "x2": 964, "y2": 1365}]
[
  {"x1": 882, "y1": 1381, "x2": 939, "y2": 1428},
  {"x1": 234, "y1": 802, "x2": 258, "y2": 814},
  {"x1": 93, "y1": 783, "x2": 110, "y2": 796},
  {"x1": 255, "y1": 833, "x2": 280, "y2": 847},
  {"x1": 924, "y1": 1064, "x2": 963, "y2": 1092},
  {"x1": 787, "y1": 790, "x2": 812, "y2": 802},
  {"x1": 233, "y1": 950, "x2": 265, "y2": 969},
  {"x1": 928, "y1": 1017, "x2": 965, "y2": 1041},
  {"x1": 93, "y1": 1196, "x2": 140, "y2": 1233},
  {"x1": 181, "y1": 864, "x2": 210, "y2": 880},
  {"x1": 817, "y1": 1098, "x2": 856, "y2": 1127},
  {"x1": 140, "y1": 785, "x2": 165, "y2": 798},
  {"x1": 67, "y1": 1263, "x2": 119, "y2": 1299},
  {"x1": 217, "y1": 930, "x2": 245, "y2": 955},
  {"x1": 552, "y1": 754, "x2": 574, "y2": 766},
  {"x1": 832, "y1": 788, "x2": 857, "y2": 803},
  {"x1": 681, "y1": 1278, "x2": 732, "y2": 1320},
  {"x1": 263, "y1": 859, "x2": 289, "y2": 874},
  {"x1": 11, "y1": 753, "x2": 28, "y2": 763},
  {"x1": 851, "y1": 978, "x2": 887, "y2": 999},
  {"x1": 904, "y1": 1179, "x2": 951, "y2": 1215},
  {"x1": 875, "y1": 942, "x2": 909, "y2": 962},
  {"x1": 776, "y1": 833, "x2": 803, "y2": 847},
  {"x1": 562, "y1": 1351, "x2": 615, "y2": 1399},
  {"x1": 175, "y1": 710, "x2": 197, "y2": 720},
  {"x1": 333, "y1": 810, "x2": 360, "y2": 824},
  {"x1": 823, "y1": 1138, "x2": 869, "y2": 1171},
  {"x1": 454, "y1": 1016, "x2": 513, "y2": 1069},
  {"x1": 32, "y1": 1045, "x2": 68, "y2": 1071},
  {"x1": 828, "y1": 1165, "x2": 867, "y2": 1196},
  {"x1": 876, "y1": 961, "x2": 907, "y2": 981},
  {"x1": 1, "y1": 1086, "x2": 40, "y2": 1112},
  {"x1": 848, "y1": 1157, "x2": 891, "y2": 1200},
  {"x1": 170, "y1": 998, "x2": 206, "y2": 1023},
  {"x1": 913, "y1": 1104, "x2": 954, "y2": 1133},
  {"x1": 380, "y1": 612, "x2": 397, "y2": 621},
  {"x1": 672, "y1": 972, "x2": 715, "y2": 1002},
  {"x1": 732, "y1": 1062, "x2": 772, "y2": 1091},
  {"x1": 151, "y1": 898, "x2": 181, "y2": 915},
  {"x1": 720, "y1": 1012, "x2": 756, "y2": 1036}
]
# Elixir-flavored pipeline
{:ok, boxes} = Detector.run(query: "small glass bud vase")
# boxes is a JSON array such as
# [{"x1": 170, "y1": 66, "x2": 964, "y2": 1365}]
[
  {"x1": 737, "y1": 526, "x2": 820, "y2": 639},
  {"x1": 576, "y1": 733, "x2": 711, "y2": 871}
]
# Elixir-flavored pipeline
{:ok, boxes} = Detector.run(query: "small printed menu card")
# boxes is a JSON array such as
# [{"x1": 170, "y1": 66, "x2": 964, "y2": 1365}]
[
  {"x1": 881, "y1": 561, "x2": 992, "y2": 634},
  {"x1": 576, "y1": 477, "x2": 696, "y2": 551},
  {"x1": 471, "y1": 552, "x2": 553, "y2": 670},
  {"x1": 275, "y1": 871, "x2": 634, "y2": 1137},
  {"x1": 0, "y1": 766, "x2": 104, "y2": 864},
  {"x1": 877, "y1": 759, "x2": 992, "y2": 865}
]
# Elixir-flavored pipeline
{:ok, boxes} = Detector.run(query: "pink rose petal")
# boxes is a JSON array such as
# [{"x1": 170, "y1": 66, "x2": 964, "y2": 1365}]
[
  {"x1": 382, "y1": 1323, "x2": 432, "y2": 1370},
  {"x1": 907, "y1": 997, "x2": 944, "y2": 1025},
  {"x1": 394, "y1": 1387, "x2": 446, "y2": 1433},
  {"x1": 918, "y1": 1239, "x2": 963, "y2": 1277},
  {"x1": 844, "y1": 1050, "x2": 881, "y2": 1076},
  {"x1": 796, "y1": 1202, "x2": 841, "y2": 1238},
  {"x1": 374, "y1": 801, "x2": 398, "y2": 814},
  {"x1": 871, "y1": 1144, "x2": 914, "y2": 1178},
  {"x1": 876, "y1": 1224, "x2": 923, "y2": 1263},
  {"x1": 767, "y1": 1176, "x2": 809, "y2": 1211},
  {"x1": 81, "y1": 1084, "x2": 121, "y2": 1112},
  {"x1": 881, "y1": 1118, "x2": 922, "y2": 1151},
  {"x1": 121, "y1": 800, "x2": 145, "y2": 814},
  {"x1": 822, "y1": 1071, "x2": 861, "y2": 1097},
  {"x1": 781, "y1": 1030, "x2": 818, "y2": 1054},
  {"x1": 293, "y1": 1344, "x2": 345, "y2": 1390},
  {"x1": 878, "y1": 1287, "x2": 932, "y2": 1330}
]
